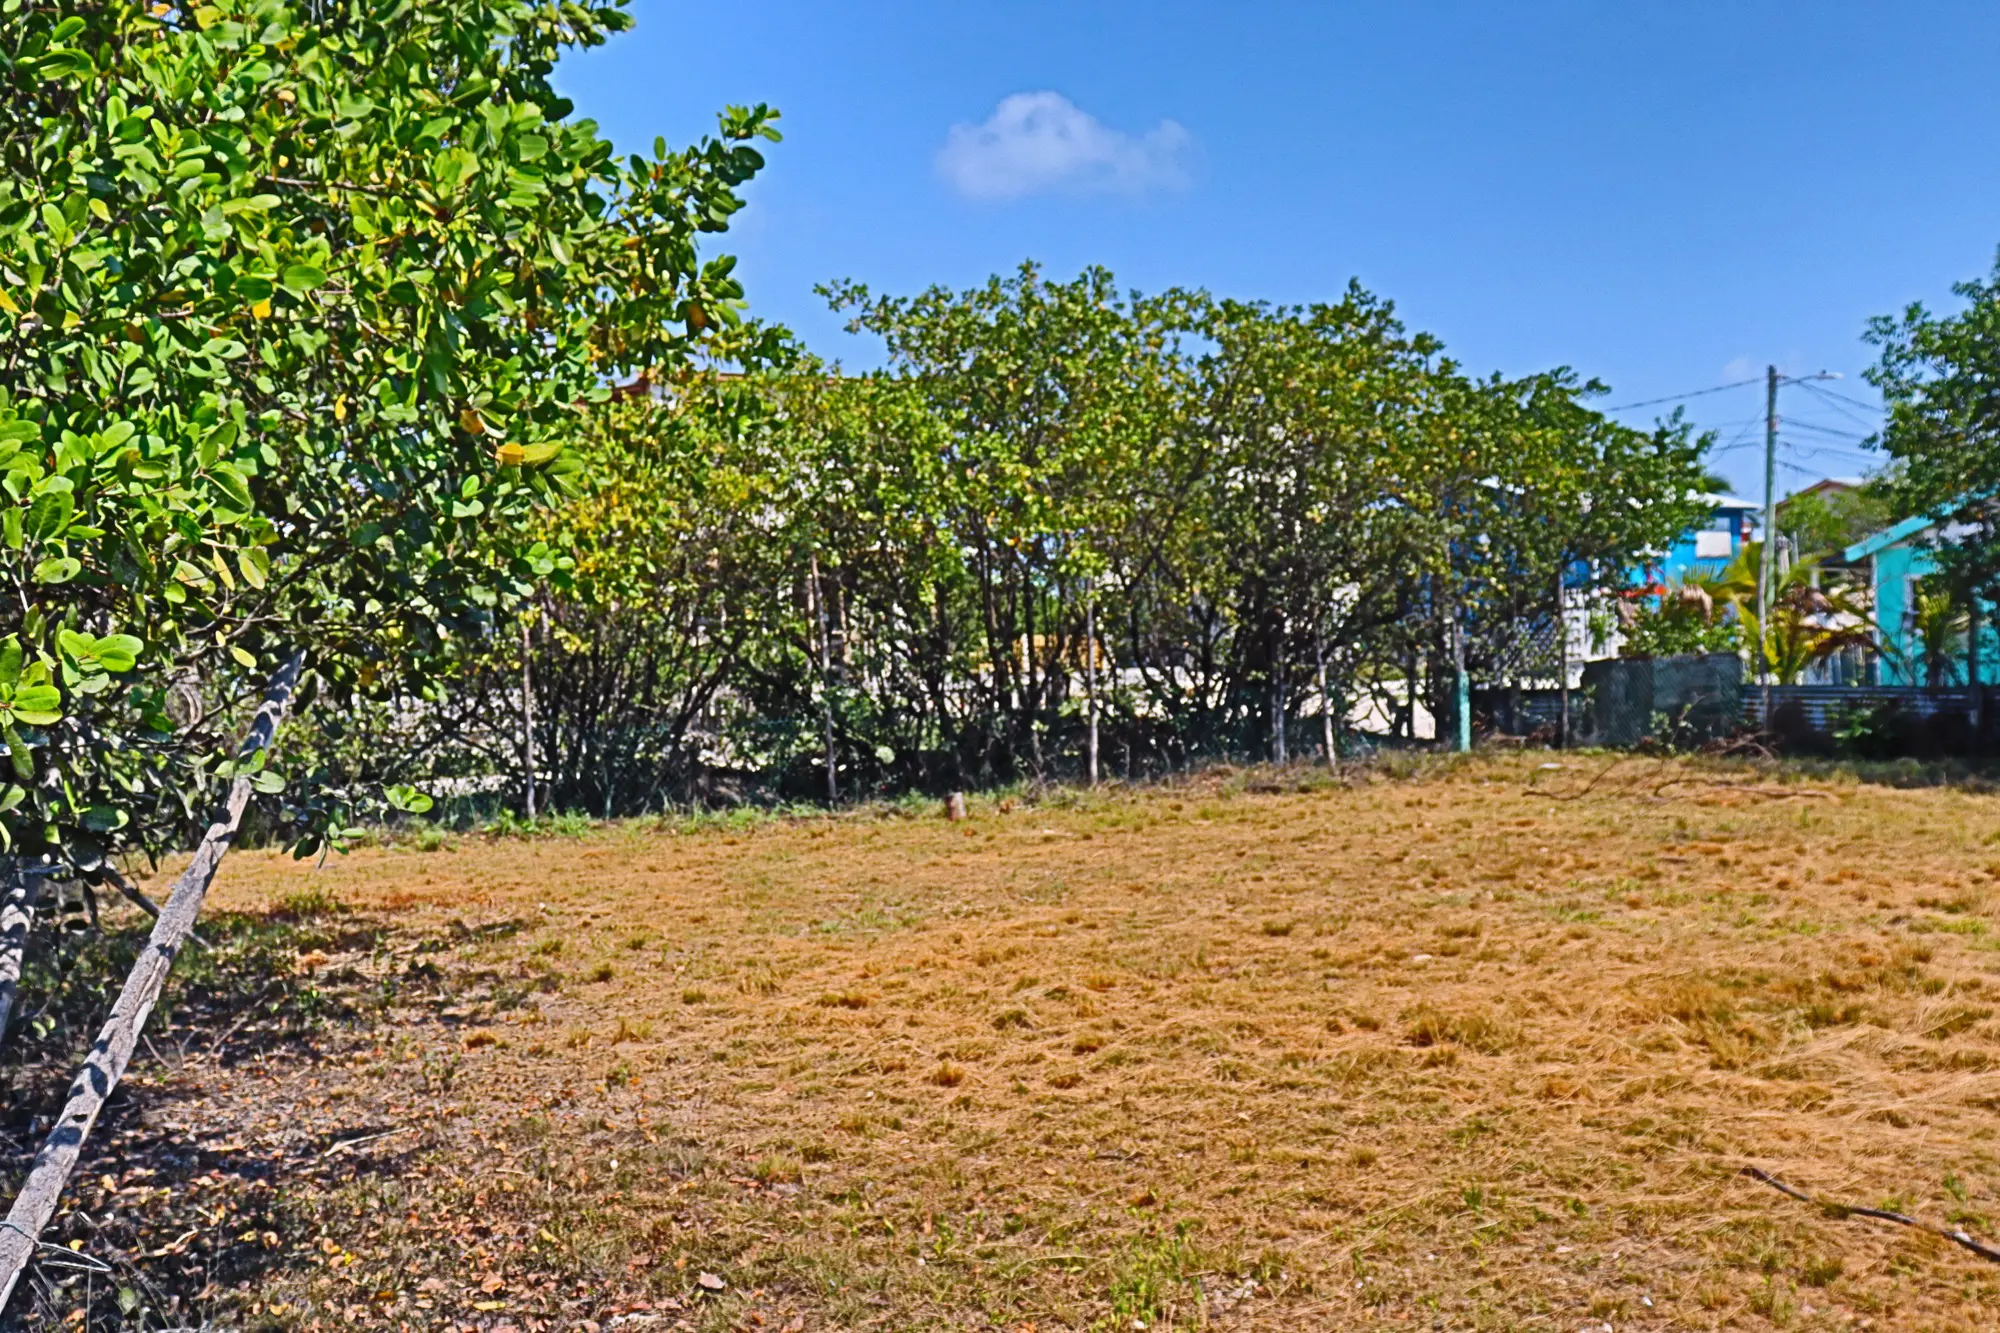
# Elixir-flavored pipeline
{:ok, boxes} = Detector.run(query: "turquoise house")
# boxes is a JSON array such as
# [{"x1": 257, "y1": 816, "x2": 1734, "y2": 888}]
[{"x1": 1843, "y1": 517, "x2": 2000, "y2": 685}]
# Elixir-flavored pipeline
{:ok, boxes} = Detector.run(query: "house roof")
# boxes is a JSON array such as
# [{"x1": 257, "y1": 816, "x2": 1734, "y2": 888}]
[
  {"x1": 1843, "y1": 513, "x2": 1933, "y2": 563},
  {"x1": 1694, "y1": 491, "x2": 1759, "y2": 513}
]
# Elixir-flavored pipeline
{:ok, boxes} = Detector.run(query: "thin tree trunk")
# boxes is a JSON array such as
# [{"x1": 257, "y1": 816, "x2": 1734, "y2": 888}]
[
  {"x1": 1271, "y1": 661, "x2": 1287, "y2": 764},
  {"x1": 1317, "y1": 635, "x2": 1338, "y2": 775},
  {"x1": 810, "y1": 554, "x2": 838, "y2": 804},
  {"x1": 0, "y1": 867, "x2": 44, "y2": 1054},
  {"x1": 0, "y1": 650, "x2": 303, "y2": 1315},
  {"x1": 1085, "y1": 594, "x2": 1099, "y2": 787},
  {"x1": 521, "y1": 617, "x2": 537, "y2": 821}
]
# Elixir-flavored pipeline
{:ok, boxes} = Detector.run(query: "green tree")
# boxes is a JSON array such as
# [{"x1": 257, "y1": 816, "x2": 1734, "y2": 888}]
[
  {"x1": 0, "y1": 0, "x2": 775, "y2": 868},
  {"x1": 1867, "y1": 257, "x2": 2000, "y2": 608},
  {"x1": 824, "y1": 264, "x2": 1192, "y2": 780},
  {"x1": 1778, "y1": 482, "x2": 1893, "y2": 564},
  {"x1": 1449, "y1": 380, "x2": 1710, "y2": 726}
]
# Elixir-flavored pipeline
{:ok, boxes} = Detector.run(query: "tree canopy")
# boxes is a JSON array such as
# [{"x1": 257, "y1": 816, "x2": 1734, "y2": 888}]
[
  {"x1": 1868, "y1": 255, "x2": 2000, "y2": 596},
  {"x1": 0, "y1": 0, "x2": 775, "y2": 869}
]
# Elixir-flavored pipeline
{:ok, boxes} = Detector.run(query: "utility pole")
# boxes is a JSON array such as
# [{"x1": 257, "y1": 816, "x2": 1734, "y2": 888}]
[
  {"x1": 1756, "y1": 367, "x2": 1840, "y2": 727},
  {"x1": 1759, "y1": 364, "x2": 1778, "y2": 724}
]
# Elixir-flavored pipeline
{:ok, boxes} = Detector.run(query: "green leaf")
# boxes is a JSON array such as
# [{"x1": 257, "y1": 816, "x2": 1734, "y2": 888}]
[
  {"x1": 432, "y1": 146, "x2": 479, "y2": 193},
  {"x1": 236, "y1": 547, "x2": 269, "y2": 589},
  {"x1": 23, "y1": 490, "x2": 74, "y2": 542},
  {"x1": 0, "y1": 639, "x2": 20, "y2": 687},
  {"x1": 230, "y1": 645, "x2": 258, "y2": 669},
  {"x1": 280, "y1": 263, "x2": 328, "y2": 295},
  {"x1": 10, "y1": 684, "x2": 62, "y2": 727},
  {"x1": 94, "y1": 635, "x2": 142, "y2": 673},
  {"x1": 385, "y1": 783, "x2": 434, "y2": 813},
  {"x1": 80, "y1": 806, "x2": 128, "y2": 833},
  {"x1": 251, "y1": 769, "x2": 286, "y2": 795},
  {"x1": 33, "y1": 556, "x2": 80, "y2": 584},
  {"x1": 209, "y1": 463, "x2": 253, "y2": 510},
  {"x1": 0, "y1": 421, "x2": 39, "y2": 444}
]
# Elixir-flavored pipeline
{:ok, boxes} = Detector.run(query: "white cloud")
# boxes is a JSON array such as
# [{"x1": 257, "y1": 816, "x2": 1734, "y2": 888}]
[{"x1": 936, "y1": 92, "x2": 1195, "y2": 201}]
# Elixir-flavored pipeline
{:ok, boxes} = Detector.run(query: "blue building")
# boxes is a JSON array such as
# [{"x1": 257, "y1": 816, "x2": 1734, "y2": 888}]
[
  {"x1": 1843, "y1": 516, "x2": 1999, "y2": 686},
  {"x1": 1635, "y1": 492, "x2": 1760, "y2": 593}
]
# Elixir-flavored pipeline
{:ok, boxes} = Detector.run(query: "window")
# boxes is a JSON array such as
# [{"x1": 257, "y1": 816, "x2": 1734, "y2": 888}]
[{"x1": 1694, "y1": 530, "x2": 1733, "y2": 559}]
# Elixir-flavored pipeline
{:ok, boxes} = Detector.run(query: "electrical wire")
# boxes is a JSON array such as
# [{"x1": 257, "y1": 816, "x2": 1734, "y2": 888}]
[
  {"x1": 1602, "y1": 377, "x2": 1764, "y2": 412},
  {"x1": 1796, "y1": 380, "x2": 1882, "y2": 431},
  {"x1": 1782, "y1": 418, "x2": 1874, "y2": 443},
  {"x1": 1795, "y1": 382, "x2": 1885, "y2": 414}
]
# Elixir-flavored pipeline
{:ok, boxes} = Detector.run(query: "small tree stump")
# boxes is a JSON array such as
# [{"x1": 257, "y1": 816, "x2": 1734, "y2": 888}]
[{"x1": 945, "y1": 792, "x2": 967, "y2": 822}]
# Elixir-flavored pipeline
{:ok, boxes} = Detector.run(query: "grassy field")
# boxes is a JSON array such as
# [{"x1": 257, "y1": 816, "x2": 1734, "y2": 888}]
[{"x1": 39, "y1": 755, "x2": 2000, "y2": 1330}]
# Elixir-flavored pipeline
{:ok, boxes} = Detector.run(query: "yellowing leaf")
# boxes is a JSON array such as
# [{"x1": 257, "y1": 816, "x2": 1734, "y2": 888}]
[
  {"x1": 251, "y1": 299, "x2": 272, "y2": 319},
  {"x1": 495, "y1": 442, "x2": 526, "y2": 467},
  {"x1": 333, "y1": 396, "x2": 347, "y2": 422},
  {"x1": 459, "y1": 407, "x2": 486, "y2": 435},
  {"x1": 0, "y1": 290, "x2": 19, "y2": 316}
]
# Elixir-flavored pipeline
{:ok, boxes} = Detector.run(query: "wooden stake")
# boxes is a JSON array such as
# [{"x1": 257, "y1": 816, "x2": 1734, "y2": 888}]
[{"x1": 0, "y1": 650, "x2": 303, "y2": 1314}]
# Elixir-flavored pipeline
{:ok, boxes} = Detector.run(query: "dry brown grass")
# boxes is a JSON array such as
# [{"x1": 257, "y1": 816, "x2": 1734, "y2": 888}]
[{"x1": 197, "y1": 755, "x2": 2000, "y2": 1329}]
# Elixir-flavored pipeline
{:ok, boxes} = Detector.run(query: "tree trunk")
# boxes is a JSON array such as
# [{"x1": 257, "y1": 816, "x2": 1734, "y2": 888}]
[
  {"x1": 1271, "y1": 651, "x2": 1287, "y2": 764},
  {"x1": 0, "y1": 650, "x2": 303, "y2": 1315},
  {"x1": 1316, "y1": 635, "x2": 1337, "y2": 775},
  {"x1": 1085, "y1": 595, "x2": 1099, "y2": 787},
  {"x1": 810, "y1": 554, "x2": 838, "y2": 804},
  {"x1": 0, "y1": 866, "x2": 44, "y2": 1055},
  {"x1": 520, "y1": 617, "x2": 537, "y2": 821}
]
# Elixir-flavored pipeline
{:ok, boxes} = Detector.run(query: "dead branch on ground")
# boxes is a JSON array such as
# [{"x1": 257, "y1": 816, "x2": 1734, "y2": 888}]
[{"x1": 1744, "y1": 1166, "x2": 2000, "y2": 1265}]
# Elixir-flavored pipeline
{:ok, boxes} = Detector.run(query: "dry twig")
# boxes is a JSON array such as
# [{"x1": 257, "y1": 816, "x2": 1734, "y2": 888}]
[{"x1": 1743, "y1": 1166, "x2": 2000, "y2": 1265}]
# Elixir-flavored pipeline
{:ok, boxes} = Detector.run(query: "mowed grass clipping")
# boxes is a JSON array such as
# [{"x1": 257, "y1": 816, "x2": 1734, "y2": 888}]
[{"x1": 204, "y1": 757, "x2": 2000, "y2": 1329}]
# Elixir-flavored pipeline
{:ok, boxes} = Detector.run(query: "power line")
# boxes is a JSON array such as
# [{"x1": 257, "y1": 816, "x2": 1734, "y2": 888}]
[
  {"x1": 1602, "y1": 377, "x2": 1766, "y2": 412},
  {"x1": 1782, "y1": 418, "x2": 1874, "y2": 443},
  {"x1": 1798, "y1": 382, "x2": 1883, "y2": 414},
  {"x1": 1796, "y1": 381, "x2": 1881, "y2": 431}
]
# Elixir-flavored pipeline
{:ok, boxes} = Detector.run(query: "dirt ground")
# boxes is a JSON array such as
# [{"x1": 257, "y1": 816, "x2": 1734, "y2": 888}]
[{"x1": 16, "y1": 754, "x2": 2000, "y2": 1331}]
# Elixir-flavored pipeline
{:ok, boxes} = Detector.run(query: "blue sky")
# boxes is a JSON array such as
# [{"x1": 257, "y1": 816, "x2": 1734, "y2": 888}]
[{"x1": 559, "y1": 1, "x2": 2000, "y2": 502}]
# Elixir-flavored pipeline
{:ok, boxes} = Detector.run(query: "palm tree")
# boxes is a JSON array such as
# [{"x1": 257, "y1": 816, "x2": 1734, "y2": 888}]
[
  {"x1": 1909, "y1": 584, "x2": 1969, "y2": 687},
  {"x1": 1712, "y1": 541, "x2": 1880, "y2": 685}
]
